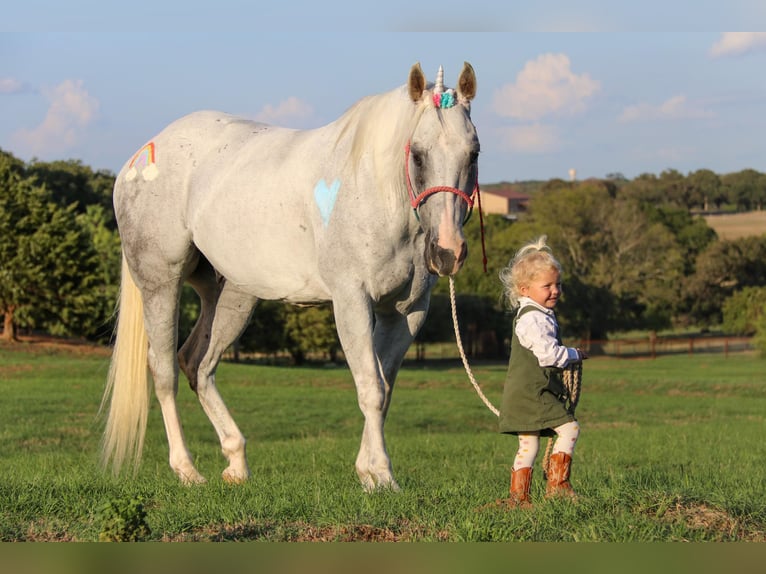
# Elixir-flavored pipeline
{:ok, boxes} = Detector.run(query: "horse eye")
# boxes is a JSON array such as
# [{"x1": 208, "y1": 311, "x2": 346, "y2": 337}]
[{"x1": 412, "y1": 152, "x2": 424, "y2": 168}]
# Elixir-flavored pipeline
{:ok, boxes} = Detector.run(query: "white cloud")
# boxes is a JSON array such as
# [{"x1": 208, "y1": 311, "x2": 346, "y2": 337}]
[
  {"x1": 498, "y1": 123, "x2": 560, "y2": 154},
  {"x1": 492, "y1": 53, "x2": 600, "y2": 121},
  {"x1": 618, "y1": 95, "x2": 714, "y2": 123},
  {"x1": 253, "y1": 96, "x2": 313, "y2": 126},
  {"x1": 710, "y1": 32, "x2": 766, "y2": 57},
  {"x1": 12, "y1": 79, "x2": 99, "y2": 155},
  {"x1": 0, "y1": 77, "x2": 26, "y2": 94}
]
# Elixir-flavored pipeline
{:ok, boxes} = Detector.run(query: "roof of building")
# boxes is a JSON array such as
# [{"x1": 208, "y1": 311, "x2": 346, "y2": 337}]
[{"x1": 481, "y1": 185, "x2": 530, "y2": 200}]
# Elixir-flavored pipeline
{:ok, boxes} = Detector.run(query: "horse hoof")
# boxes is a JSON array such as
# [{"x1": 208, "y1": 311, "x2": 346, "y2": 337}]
[
  {"x1": 361, "y1": 478, "x2": 401, "y2": 493},
  {"x1": 385, "y1": 480, "x2": 401, "y2": 492},
  {"x1": 222, "y1": 469, "x2": 249, "y2": 484},
  {"x1": 179, "y1": 471, "x2": 207, "y2": 485}
]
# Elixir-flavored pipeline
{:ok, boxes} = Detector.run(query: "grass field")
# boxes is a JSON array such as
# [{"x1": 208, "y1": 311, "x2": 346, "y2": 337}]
[
  {"x1": 702, "y1": 210, "x2": 766, "y2": 240},
  {"x1": 1, "y1": 338, "x2": 765, "y2": 542}
]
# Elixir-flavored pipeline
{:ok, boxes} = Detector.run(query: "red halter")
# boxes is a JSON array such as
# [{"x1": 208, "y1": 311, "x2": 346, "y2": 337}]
[
  {"x1": 404, "y1": 141, "x2": 477, "y2": 220},
  {"x1": 404, "y1": 141, "x2": 487, "y2": 272}
]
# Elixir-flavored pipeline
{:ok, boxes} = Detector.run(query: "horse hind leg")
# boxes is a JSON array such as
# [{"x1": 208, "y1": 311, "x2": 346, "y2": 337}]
[
  {"x1": 141, "y1": 278, "x2": 208, "y2": 485},
  {"x1": 178, "y1": 257, "x2": 221, "y2": 393},
  {"x1": 179, "y1": 265, "x2": 257, "y2": 484}
]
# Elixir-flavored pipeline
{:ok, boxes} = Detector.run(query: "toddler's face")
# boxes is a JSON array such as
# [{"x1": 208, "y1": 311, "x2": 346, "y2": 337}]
[{"x1": 520, "y1": 268, "x2": 561, "y2": 309}]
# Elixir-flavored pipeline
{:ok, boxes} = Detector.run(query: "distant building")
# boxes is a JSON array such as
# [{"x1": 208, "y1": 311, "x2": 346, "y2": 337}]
[{"x1": 479, "y1": 185, "x2": 530, "y2": 218}]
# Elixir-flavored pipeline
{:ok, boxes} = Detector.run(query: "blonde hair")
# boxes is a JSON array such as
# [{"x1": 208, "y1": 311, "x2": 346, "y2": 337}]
[{"x1": 499, "y1": 235, "x2": 562, "y2": 308}]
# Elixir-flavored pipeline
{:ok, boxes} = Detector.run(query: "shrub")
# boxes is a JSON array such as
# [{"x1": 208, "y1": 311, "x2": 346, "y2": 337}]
[
  {"x1": 97, "y1": 496, "x2": 151, "y2": 542},
  {"x1": 721, "y1": 286, "x2": 766, "y2": 335}
]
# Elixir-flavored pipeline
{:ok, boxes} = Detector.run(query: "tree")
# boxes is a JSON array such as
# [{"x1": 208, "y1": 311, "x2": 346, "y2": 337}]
[
  {"x1": 683, "y1": 236, "x2": 766, "y2": 326},
  {"x1": 513, "y1": 181, "x2": 685, "y2": 338},
  {"x1": 619, "y1": 173, "x2": 663, "y2": 205},
  {"x1": 237, "y1": 300, "x2": 288, "y2": 360},
  {"x1": 0, "y1": 150, "x2": 102, "y2": 340},
  {"x1": 284, "y1": 305, "x2": 340, "y2": 364},
  {"x1": 721, "y1": 286, "x2": 766, "y2": 335},
  {"x1": 444, "y1": 179, "x2": 688, "y2": 341},
  {"x1": 687, "y1": 169, "x2": 723, "y2": 211},
  {"x1": 642, "y1": 204, "x2": 716, "y2": 275},
  {"x1": 26, "y1": 159, "x2": 116, "y2": 228},
  {"x1": 753, "y1": 309, "x2": 766, "y2": 358},
  {"x1": 436, "y1": 212, "x2": 522, "y2": 302},
  {"x1": 657, "y1": 168, "x2": 689, "y2": 207},
  {"x1": 76, "y1": 204, "x2": 122, "y2": 341},
  {"x1": 722, "y1": 169, "x2": 766, "y2": 211},
  {"x1": 417, "y1": 292, "x2": 506, "y2": 359},
  {"x1": 0, "y1": 151, "x2": 26, "y2": 339},
  {"x1": 605, "y1": 172, "x2": 628, "y2": 183}
]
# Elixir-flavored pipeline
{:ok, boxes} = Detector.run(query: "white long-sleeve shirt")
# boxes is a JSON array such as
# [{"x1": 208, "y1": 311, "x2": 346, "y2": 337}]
[{"x1": 515, "y1": 297, "x2": 580, "y2": 369}]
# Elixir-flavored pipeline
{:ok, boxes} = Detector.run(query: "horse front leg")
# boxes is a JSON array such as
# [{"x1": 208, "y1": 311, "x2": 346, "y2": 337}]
[
  {"x1": 333, "y1": 296, "x2": 398, "y2": 492},
  {"x1": 357, "y1": 304, "x2": 430, "y2": 483}
]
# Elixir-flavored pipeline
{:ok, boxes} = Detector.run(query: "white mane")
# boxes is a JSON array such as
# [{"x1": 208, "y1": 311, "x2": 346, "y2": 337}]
[{"x1": 338, "y1": 85, "x2": 429, "y2": 216}]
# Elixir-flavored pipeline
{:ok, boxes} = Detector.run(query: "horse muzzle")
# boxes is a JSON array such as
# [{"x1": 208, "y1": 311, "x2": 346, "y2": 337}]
[{"x1": 425, "y1": 232, "x2": 468, "y2": 277}]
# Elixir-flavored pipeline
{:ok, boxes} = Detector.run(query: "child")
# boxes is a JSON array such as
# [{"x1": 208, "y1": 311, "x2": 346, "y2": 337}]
[{"x1": 497, "y1": 236, "x2": 587, "y2": 508}]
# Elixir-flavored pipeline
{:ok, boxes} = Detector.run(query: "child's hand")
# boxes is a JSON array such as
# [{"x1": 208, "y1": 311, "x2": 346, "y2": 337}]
[{"x1": 576, "y1": 348, "x2": 589, "y2": 361}]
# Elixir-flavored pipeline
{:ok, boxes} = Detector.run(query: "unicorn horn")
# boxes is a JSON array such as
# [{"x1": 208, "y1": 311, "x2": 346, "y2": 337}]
[{"x1": 434, "y1": 65, "x2": 444, "y2": 94}]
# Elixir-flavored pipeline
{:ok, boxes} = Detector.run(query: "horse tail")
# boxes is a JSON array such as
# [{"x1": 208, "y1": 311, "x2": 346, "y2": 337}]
[{"x1": 100, "y1": 254, "x2": 151, "y2": 476}]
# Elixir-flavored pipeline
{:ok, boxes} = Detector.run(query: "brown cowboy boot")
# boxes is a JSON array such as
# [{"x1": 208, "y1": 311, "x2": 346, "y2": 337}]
[
  {"x1": 499, "y1": 467, "x2": 533, "y2": 508},
  {"x1": 545, "y1": 452, "x2": 576, "y2": 498}
]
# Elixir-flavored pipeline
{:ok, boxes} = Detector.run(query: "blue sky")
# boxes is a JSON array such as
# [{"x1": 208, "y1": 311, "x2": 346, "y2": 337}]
[{"x1": 2, "y1": 8, "x2": 766, "y2": 183}]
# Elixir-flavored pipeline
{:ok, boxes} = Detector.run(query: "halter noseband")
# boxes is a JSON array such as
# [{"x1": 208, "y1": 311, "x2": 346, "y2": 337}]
[{"x1": 404, "y1": 141, "x2": 487, "y2": 272}]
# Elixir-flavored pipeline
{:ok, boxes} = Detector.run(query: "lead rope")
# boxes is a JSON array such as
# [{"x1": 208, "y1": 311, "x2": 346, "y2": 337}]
[
  {"x1": 542, "y1": 363, "x2": 582, "y2": 478},
  {"x1": 449, "y1": 276, "x2": 499, "y2": 416},
  {"x1": 448, "y1": 276, "x2": 582, "y2": 475}
]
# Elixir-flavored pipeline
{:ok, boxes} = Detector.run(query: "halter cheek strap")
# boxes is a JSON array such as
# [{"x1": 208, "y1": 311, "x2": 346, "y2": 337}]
[{"x1": 404, "y1": 141, "x2": 487, "y2": 272}]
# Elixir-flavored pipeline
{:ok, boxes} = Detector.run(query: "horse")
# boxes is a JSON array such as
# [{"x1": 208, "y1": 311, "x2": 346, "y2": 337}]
[{"x1": 101, "y1": 62, "x2": 480, "y2": 491}]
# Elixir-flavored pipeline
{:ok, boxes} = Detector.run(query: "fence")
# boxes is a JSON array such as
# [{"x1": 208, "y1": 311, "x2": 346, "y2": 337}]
[
  {"x1": 224, "y1": 335, "x2": 756, "y2": 364},
  {"x1": 403, "y1": 335, "x2": 756, "y2": 362},
  {"x1": 579, "y1": 335, "x2": 755, "y2": 359}
]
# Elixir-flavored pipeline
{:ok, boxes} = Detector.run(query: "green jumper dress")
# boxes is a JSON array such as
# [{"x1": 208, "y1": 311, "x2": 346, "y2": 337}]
[{"x1": 499, "y1": 305, "x2": 576, "y2": 437}]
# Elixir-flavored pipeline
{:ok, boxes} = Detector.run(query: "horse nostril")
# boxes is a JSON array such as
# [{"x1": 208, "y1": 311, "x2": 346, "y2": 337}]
[{"x1": 457, "y1": 242, "x2": 468, "y2": 265}]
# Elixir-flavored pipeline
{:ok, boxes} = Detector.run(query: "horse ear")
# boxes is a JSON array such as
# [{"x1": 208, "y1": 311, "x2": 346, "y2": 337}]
[
  {"x1": 408, "y1": 62, "x2": 427, "y2": 102},
  {"x1": 457, "y1": 61, "x2": 477, "y2": 102}
]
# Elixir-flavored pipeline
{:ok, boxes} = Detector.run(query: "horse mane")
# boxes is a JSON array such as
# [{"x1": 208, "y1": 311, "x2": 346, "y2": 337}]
[{"x1": 336, "y1": 85, "x2": 430, "y2": 217}]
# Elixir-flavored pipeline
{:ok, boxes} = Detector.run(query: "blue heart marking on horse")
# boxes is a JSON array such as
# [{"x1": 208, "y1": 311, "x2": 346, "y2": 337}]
[{"x1": 314, "y1": 178, "x2": 340, "y2": 226}]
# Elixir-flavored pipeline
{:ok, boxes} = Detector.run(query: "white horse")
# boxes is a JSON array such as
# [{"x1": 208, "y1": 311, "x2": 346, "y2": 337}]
[{"x1": 101, "y1": 62, "x2": 480, "y2": 491}]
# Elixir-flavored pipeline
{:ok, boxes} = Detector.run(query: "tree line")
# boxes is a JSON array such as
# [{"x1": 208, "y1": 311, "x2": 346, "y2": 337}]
[
  {"x1": 501, "y1": 167, "x2": 766, "y2": 213},
  {"x1": 2, "y1": 146, "x2": 766, "y2": 361}
]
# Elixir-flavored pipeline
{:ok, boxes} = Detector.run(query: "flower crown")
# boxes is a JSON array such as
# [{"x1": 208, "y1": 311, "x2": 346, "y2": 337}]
[{"x1": 433, "y1": 89, "x2": 456, "y2": 109}]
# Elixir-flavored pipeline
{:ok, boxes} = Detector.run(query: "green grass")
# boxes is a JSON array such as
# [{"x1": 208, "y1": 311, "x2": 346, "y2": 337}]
[{"x1": 1, "y1": 340, "x2": 765, "y2": 541}]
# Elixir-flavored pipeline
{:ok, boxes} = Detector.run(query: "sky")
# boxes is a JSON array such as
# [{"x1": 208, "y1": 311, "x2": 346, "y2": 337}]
[{"x1": 2, "y1": 5, "x2": 766, "y2": 184}]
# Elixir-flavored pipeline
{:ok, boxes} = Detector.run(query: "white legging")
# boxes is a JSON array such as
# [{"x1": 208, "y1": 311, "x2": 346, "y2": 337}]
[{"x1": 512, "y1": 421, "x2": 580, "y2": 471}]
